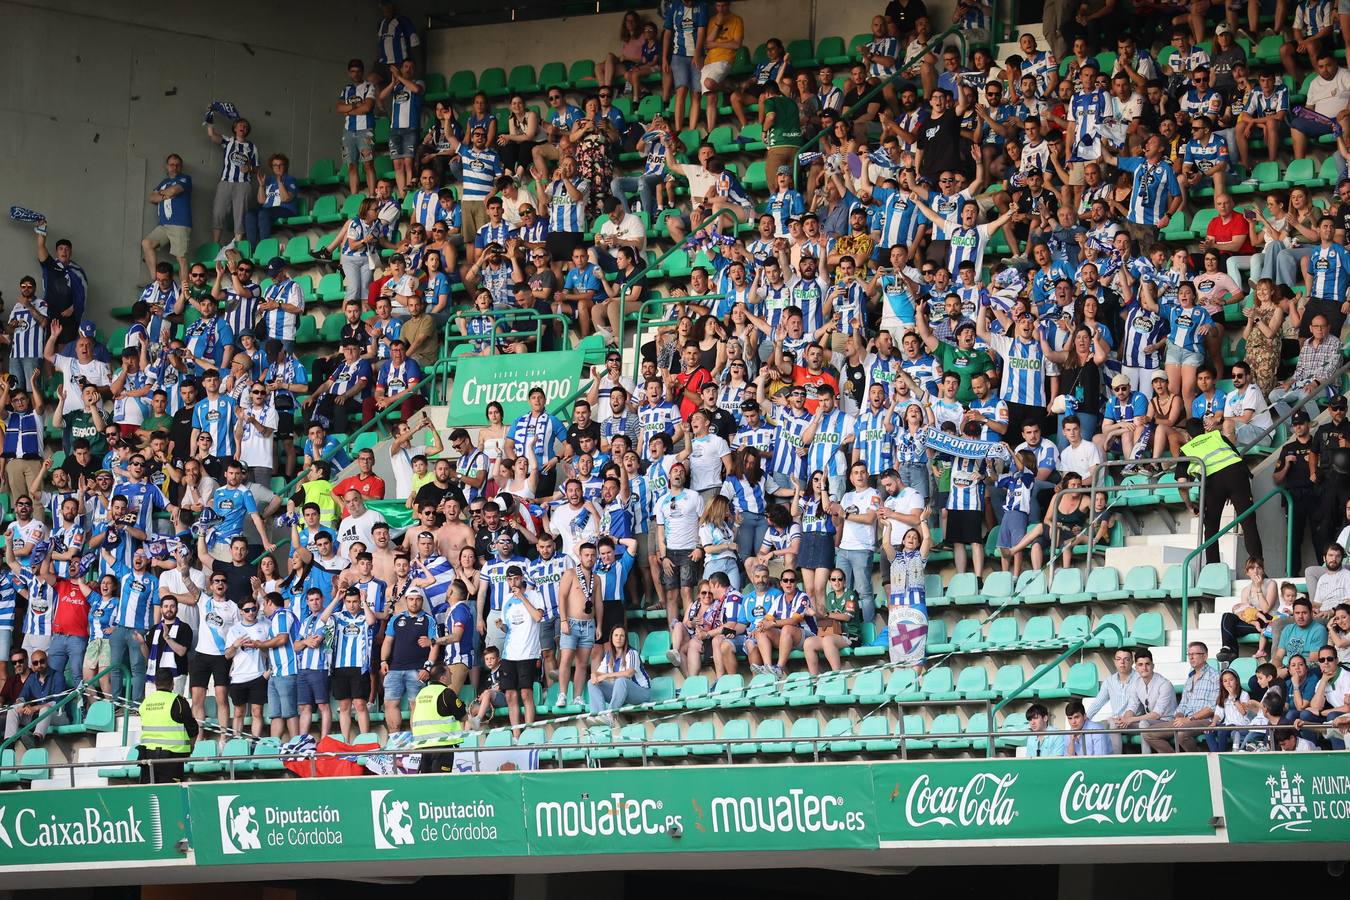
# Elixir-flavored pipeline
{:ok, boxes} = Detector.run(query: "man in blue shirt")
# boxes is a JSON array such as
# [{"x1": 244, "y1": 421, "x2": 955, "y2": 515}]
[
  {"x1": 663, "y1": 0, "x2": 710, "y2": 133},
  {"x1": 3, "y1": 650, "x2": 67, "y2": 741},
  {"x1": 141, "y1": 153, "x2": 192, "y2": 283},
  {"x1": 1101, "y1": 137, "x2": 1182, "y2": 242},
  {"x1": 1064, "y1": 699, "x2": 1113, "y2": 756}
]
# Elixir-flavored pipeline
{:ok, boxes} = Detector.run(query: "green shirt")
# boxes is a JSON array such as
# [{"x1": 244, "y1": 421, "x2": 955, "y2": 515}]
[
  {"x1": 824, "y1": 589, "x2": 862, "y2": 643},
  {"x1": 65, "y1": 410, "x2": 106, "y2": 458},
  {"x1": 763, "y1": 96, "x2": 802, "y2": 148},
  {"x1": 933, "y1": 342, "x2": 994, "y2": 404},
  {"x1": 142, "y1": 414, "x2": 172, "y2": 435}
]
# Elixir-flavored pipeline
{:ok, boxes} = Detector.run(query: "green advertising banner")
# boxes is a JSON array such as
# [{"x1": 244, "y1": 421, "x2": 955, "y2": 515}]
[
  {"x1": 519, "y1": 764, "x2": 876, "y2": 856},
  {"x1": 871, "y1": 756, "x2": 1215, "y2": 842},
  {"x1": 0, "y1": 784, "x2": 186, "y2": 868},
  {"x1": 188, "y1": 773, "x2": 525, "y2": 866},
  {"x1": 446, "y1": 350, "x2": 585, "y2": 426},
  {"x1": 1221, "y1": 752, "x2": 1350, "y2": 843}
]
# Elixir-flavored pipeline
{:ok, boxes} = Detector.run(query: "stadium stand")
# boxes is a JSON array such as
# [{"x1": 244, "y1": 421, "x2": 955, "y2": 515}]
[{"x1": 4, "y1": 0, "x2": 1350, "y2": 795}]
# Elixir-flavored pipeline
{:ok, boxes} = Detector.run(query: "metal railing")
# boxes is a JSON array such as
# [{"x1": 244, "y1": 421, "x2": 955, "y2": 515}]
[
  {"x1": 439, "y1": 307, "x2": 573, "y2": 362},
  {"x1": 615, "y1": 209, "x2": 747, "y2": 354},
  {"x1": 0, "y1": 663, "x2": 133, "y2": 753},
  {"x1": 1046, "y1": 457, "x2": 1206, "y2": 575},
  {"x1": 791, "y1": 25, "x2": 967, "y2": 191},
  {"x1": 1178, "y1": 486, "x2": 1294, "y2": 661},
  {"x1": 622, "y1": 292, "x2": 731, "y2": 383},
  {"x1": 2, "y1": 719, "x2": 1336, "y2": 784}
]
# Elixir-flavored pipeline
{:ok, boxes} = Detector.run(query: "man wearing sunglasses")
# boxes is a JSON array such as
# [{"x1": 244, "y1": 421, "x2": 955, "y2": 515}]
[
  {"x1": 1298, "y1": 645, "x2": 1350, "y2": 749},
  {"x1": 1, "y1": 651, "x2": 27, "y2": 704},
  {"x1": 2, "y1": 651, "x2": 66, "y2": 741},
  {"x1": 188, "y1": 571, "x2": 240, "y2": 728},
  {"x1": 224, "y1": 598, "x2": 271, "y2": 738},
  {"x1": 532, "y1": 89, "x2": 583, "y2": 177}
]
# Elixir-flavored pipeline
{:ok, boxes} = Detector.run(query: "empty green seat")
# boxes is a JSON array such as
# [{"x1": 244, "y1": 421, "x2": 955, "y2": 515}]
[
  {"x1": 980, "y1": 571, "x2": 1015, "y2": 605},
  {"x1": 1252, "y1": 160, "x2": 1287, "y2": 190},
  {"x1": 993, "y1": 663, "x2": 1028, "y2": 697},
  {"x1": 725, "y1": 718, "x2": 758, "y2": 756},
  {"x1": 696, "y1": 673, "x2": 744, "y2": 710},
  {"x1": 1066, "y1": 661, "x2": 1101, "y2": 696},
  {"x1": 1084, "y1": 566, "x2": 1121, "y2": 599},
  {"x1": 1117, "y1": 565, "x2": 1162, "y2": 600},
  {"x1": 17, "y1": 747, "x2": 50, "y2": 781},
  {"x1": 250, "y1": 237, "x2": 281, "y2": 266},
  {"x1": 660, "y1": 674, "x2": 708, "y2": 711},
  {"x1": 312, "y1": 195, "x2": 343, "y2": 225},
  {"x1": 1031, "y1": 664, "x2": 1070, "y2": 699},
  {"x1": 742, "y1": 161, "x2": 767, "y2": 191},
  {"x1": 447, "y1": 69, "x2": 477, "y2": 99},
  {"x1": 642, "y1": 676, "x2": 676, "y2": 709},
  {"x1": 929, "y1": 713, "x2": 969, "y2": 749},
  {"x1": 1195, "y1": 562, "x2": 1233, "y2": 597},
  {"x1": 984, "y1": 617, "x2": 1020, "y2": 650},
  {"x1": 789, "y1": 717, "x2": 823, "y2": 754},
  {"x1": 652, "y1": 722, "x2": 689, "y2": 758},
  {"x1": 946, "y1": 572, "x2": 980, "y2": 604},
  {"x1": 920, "y1": 666, "x2": 959, "y2": 701},
  {"x1": 252, "y1": 737, "x2": 286, "y2": 772},
  {"x1": 640, "y1": 629, "x2": 671, "y2": 666},
  {"x1": 731, "y1": 672, "x2": 777, "y2": 709},
  {"x1": 861, "y1": 716, "x2": 901, "y2": 752},
  {"x1": 1130, "y1": 612, "x2": 1166, "y2": 646},
  {"x1": 956, "y1": 666, "x2": 996, "y2": 700},
  {"x1": 1087, "y1": 612, "x2": 1130, "y2": 648},
  {"x1": 184, "y1": 740, "x2": 224, "y2": 776},
  {"x1": 1015, "y1": 569, "x2": 1047, "y2": 604},
  {"x1": 926, "y1": 618, "x2": 952, "y2": 653},
  {"x1": 617, "y1": 723, "x2": 649, "y2": 759},
  {"x1": 949, "y1": 617, "x2": 983, "y2": 652},
  {"x1": 815, "y1": 671, "x2": 853, "y2": 704},
  {"x1": 283, "y1": 235, "x2": 316, "y2": 266},
  {"x1": 507, "y1": 64, "x2": 539, "y2": 93},
  {"x1": 538, "y1": 61, "x2": 567, "y2": 90},
  {"x1": 687, "y1": 721, "x2": 724, "y2": 757},
  {"x1": 997, "y1": 713, "x2": 1029, "y2": 748},
  {"x1": 1058, "y1": 614, "x2": 1092, "y2": 645},
  {"x1": 852, "y1": 669, "x2": 887, "y2": 703},
  {"x1": 816, "y1": 36, "x2": 849, "y2": 65},
  {"x1": 303, "y1": 158, "x2": 341, "y2": 187},
  {"x1": 824, "y1": 716, "x2": 860, "y2": 753},
  {"x1": 567, "y1": 59, "x2": 597, "y2": 88},
  {"x1": 886, "y1": 668, "x2": 922, "y2": 701},
  {"x1": 1019, "y1": 615, "x2": 1057, "y2": 649},
  {"x1": 924, "y1": 574, "x2": 947, "y2": 606},
  {"x1": 1158, "y1": 564, "x2": 1185, "y2": 599}
]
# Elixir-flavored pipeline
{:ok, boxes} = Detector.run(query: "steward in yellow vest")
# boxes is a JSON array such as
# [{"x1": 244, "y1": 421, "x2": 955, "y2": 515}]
[
  {"x1": 136, "y1": 669, "x2": 199, "y2": 783},
  {"x1": 1180, "y1": 418, "x2": 1262, "y2": 568},
  {"x1": 413, "y1": 664, "x2": 467, "y2": 774}
]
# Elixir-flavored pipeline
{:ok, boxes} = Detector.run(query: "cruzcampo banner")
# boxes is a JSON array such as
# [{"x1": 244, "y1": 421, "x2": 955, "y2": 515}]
[
  {"x1": 187, "y1": 773, "x2": 525, "y2": 866},
  {"x1": 447, "y1": 350, "x2": 585, "y2": 426},
  {"x1": 519, "y1": 764, "x2": 876, "y2": 856},
  {"x1": 0, "y1": 784, "x2": 187, "y2": 868},
  {"x1": 1220, "y1": 752, "x2": 1350, "y2": 843},
  {"x1": 871, "y1": 756, "x2": 1215, "y2": 843}
]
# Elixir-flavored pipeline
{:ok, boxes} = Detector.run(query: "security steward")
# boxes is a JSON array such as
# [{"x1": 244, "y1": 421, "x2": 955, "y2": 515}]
[
  {"x1": 137, "y1": 669, "x2": 199, "y2": 783},
  {"x1": 412, "y1": 663, "x2": 468, "y2": 774},
  {"x1": 1180, "y1": 417, "x2": 1263, "y2": 565}
]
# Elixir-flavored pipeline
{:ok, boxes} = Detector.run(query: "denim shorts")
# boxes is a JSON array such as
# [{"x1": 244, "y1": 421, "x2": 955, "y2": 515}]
[
  {"x1": 1165, "y1": 342, "x2": 1205, "y2": 367},
  {"x1": 341, "y1": 129, "x2": 374, "y2": 165},
  {"x1": 388, "y1": 128, "x2": 418, "y2": 160},
  {"x1": 383, "y1": 667, "x2": 425, "y2": 701},
  {"x1": 537, "y1": 617, "x2": 559, "y2": 654},
  {"x1": 660, "y1": 548, "x2": 701, "y2": 589},
  {"x1": 297, "y1": 668, "x2": 330, "y2": 706},
  {"x1": 267, "y1": 674, "x2": 299, "y2": 719},
  {"x1": 559, "y1": 617, "x2": 596, "y2": 651},
  {"x1": 670, "y1": 55, "x2": 697, "y2": 90}
]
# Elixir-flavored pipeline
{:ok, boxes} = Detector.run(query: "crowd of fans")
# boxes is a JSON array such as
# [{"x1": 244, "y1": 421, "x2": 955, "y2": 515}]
[{"x1": 3, "y1": 0, "x2": 1350, "y2": 768}]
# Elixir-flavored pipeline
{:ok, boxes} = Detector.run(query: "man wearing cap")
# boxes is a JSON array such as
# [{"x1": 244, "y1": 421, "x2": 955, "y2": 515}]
[
  {"x1": 496, "y1": 564, "x2": 545, "y2": 731},
  {"x1": 257, "y1": 258, "x2": 305, "y2": 351},
  {"x1": 590, "y1": 197, "x2": 646, "y2": 276},
  {"x1": 1275, "y1": 410, "x2": 1319, "y2": 571},
  {"x1": 477, "y1": 532, "x2": 528, "y2": 652},
  {"x1": 305, "y1": 336, "x2": 372, "y2": 434},
  {"x1": 379, "y1": 585, "x2": 437, "y2": 732},
  {"x1": 766, "y1": 166, "x2": 805, "y2": 238},
  {"x1": 442, "y1": 125, "x2": 504, "y2": 242},
  {"x1": 1096, "y1": 373, "x2": 1150, "y2": 459}
]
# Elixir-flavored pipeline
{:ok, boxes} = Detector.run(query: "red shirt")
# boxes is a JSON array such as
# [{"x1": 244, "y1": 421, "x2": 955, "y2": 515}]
[
  {"x1": 674, "y1": 368, "x2": 712, "y2": 420},
  {"x1": 334, "y1": 473, "x2": 386, "y2": 516},
  {"x1": 1206, "y1": 213, "x2": 1254, "y2": 255},
  {"x1": 792, "y1": 366, "x2": 839, "y2": 414},
  {"x1": 51, "y1": 580, "x2": 90, "y2": 638}
]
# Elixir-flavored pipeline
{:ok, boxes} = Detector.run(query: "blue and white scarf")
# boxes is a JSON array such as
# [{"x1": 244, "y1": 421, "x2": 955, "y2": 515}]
[
  {"x1": 9, "y1": 206, "x2": 45, "y2": 224},
  {"x1": 203, "y1": 100, "x2": 241, "y2": 125},
  {"x1": 922, "y1": 426, "x2": 1011, "y2": 464}
]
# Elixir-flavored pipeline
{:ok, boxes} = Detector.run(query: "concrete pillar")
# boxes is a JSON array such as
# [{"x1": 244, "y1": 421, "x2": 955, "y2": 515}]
[{"x1": 1059, "y1": 864, "x2": 1173, "y2": 900}]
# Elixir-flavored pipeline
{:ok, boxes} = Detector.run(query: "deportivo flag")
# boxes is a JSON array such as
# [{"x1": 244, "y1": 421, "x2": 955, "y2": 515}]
[
  {"x1": 886, "y1": 587, "x2": 928, "y2": 666},
  {"x1": 9, "y1": 206, "x2": 45, "y2": 224},
  {"x1": 203, "y1": 100, "x2": 241, "y2": 125}
]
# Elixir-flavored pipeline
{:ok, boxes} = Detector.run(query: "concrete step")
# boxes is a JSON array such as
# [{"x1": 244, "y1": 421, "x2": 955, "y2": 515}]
[{"x1": 96, "y1": 723, "x2": 140, "y2": 748}]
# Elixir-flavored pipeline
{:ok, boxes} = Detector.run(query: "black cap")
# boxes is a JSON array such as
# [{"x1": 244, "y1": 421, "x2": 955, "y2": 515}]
[
  {"x1": 1291, "y1": 410, "x2": 1311, "y2": 425},
  {"x1": 506, "y1": 564, "x2": 526, "y2": 578},
  {"x1": 1331, "y1": 396, "x2": 1347, "y2": 410},
  {"x1": 740, "y1": 400, "x2": 760, "y2": 411}
]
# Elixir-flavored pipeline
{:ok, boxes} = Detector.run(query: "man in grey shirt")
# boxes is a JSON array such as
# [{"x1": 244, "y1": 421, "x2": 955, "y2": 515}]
[
  {"x1": 1110, "y1": 648, "x2": 1177, "y2": 754},
  {"x1": 1145, "y1": 642, "x2": 1219, "y2": 753}
]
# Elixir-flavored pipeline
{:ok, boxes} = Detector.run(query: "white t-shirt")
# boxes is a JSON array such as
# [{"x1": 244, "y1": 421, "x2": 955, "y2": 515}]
[
  {"x1": 550, "y1": 501, "x2": 599, "y2": 561},
  {"x1": 655, "y1": 489, "x2": 704, "y2": 550},
  {"x1": 885, "y1": 487, "x2": 925, "y2": 547},
  {"x1": 678, "y1": 163, "x2": 718, "y2": 202},
  {"x1": 1059, "y1": 440, "x2": 1103, "y2": 479},
  {"x1": 501, "y1": 590, "x2": 545, "y2": 661},
  {"x1": 1325, "y1": 668, "x2": 1350, "y2": 709},
  {"x1": 192, "y1": 596, "x2": 240, "y2": 656},
  {"x1": 1225, "y1": 384, "x2": 1274, "y2": 431},
  {"x1": 55, "y1": 354, "x2": 111, "y2": 413},
  {"x1": 337, "y1": 508, "x2": 385, "y2": 555},
  {"x1": 225, "y1": 619, "x2": 270, "y2": 681},
  {"x1": 839, "y1": 487, "x2": 880, "y2": 551},
  {"x1": 1307, "y1": 67, "x2": 1350, "y2": 118},
  {"x1": 1313, "y1": 567, "x2": 1350, "y2": 614},
  {"x1": 238, "y1": 403, "x2": 279, "y2": 468},
  {"x1": 597, "y1": 213, "x2": 648, "y2": 260},
  {"x1": 687, "y1": 433, "x2": 730, "y2": 491},
  {"x1": 160, "y1": 566, "x2": 207, "y2": 633}
]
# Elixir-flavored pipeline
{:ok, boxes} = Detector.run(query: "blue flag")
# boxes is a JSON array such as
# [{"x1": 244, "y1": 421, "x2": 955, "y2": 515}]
[{"x1": 9, "y1": 206, "x2": 45, "y2": 223}]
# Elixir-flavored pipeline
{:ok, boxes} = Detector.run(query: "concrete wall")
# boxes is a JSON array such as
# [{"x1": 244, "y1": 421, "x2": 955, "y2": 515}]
[{"x1": 0, "y1": 0, "x2": 430, "y2": 333}]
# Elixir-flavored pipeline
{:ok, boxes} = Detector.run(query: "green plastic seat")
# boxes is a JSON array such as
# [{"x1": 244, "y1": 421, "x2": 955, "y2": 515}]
[
  {"x1": 642, "y1": 676, "x2": 676, "y2": 709},
  {"x1": 816, "y1": 36, "x2": 849, "y2": 66},
  {"x1": 507, "y1": 64, "x2": 539, "y2": 94},
  {"x1": 184, "y1": 740, "x2": 224, "y2": 775},
  {"x1": 1066, "y1": 661, "x2": 1101, "y2": 696},
  {"x1": 617, "y1": 723, "x2": 649, "y2": 759},
  {"x1": 283, "y1": 235, "x2": 316, "y2": 266},
  {"x1": 1251, "y1": 160, "x2": 1287, "y2": 191},
  {"x1": 885, "y1": 668, "x2": 923, "y2": 702},
  {"x1": 742, "y1": 160, "x2": 767, "y2": 191},
  {"x1": 1019, "y1": 615, "x2": 1058, "y2": 649},
  {"x1": 250, "y1": 237, "x2": 281, "y2": 266},
  {"x1": 920, "y1": 666, "x2": 959, "y2": 701},
  {"x1": 17, "y1": 747, "x2": 50, "y2": 782},
  {"x1": 980, "y1": 571, "x2": 1015, "y2": 606},
  {"x1": 1159, "y1": 209, "x2": 1192, "y2": 241},
  {"x1": 754, "y1": 719, "x2": 791, "y2": 755},
  {"x1": 997, "y1": 713, "x2": 1030, "y2": 749},
  {"x1": 339, "y1": 193, "x2": 366, "y2": 219},
  {"x1": 1158, "y1": 564, "x2": 1185, "y2": 600},
  {"x1": 1189, "y1": 208, "x2": 1219, "y2": 238},
  {"x1": 1284, "y1": 156, "x2": 1318, "y2": 187},
  {"x1": 1087, "y1": 612, "x2": 1131, "y2": 648},
  {"x1": 98, "y1": 747, "x2": 142, "y2": 781},
  {"x1": 192, "y1": 242, "x2": 222, "y2": 266},
  {"x1": 754, "y1": 671, "x2": 806, "y2": 708},
  {"x1": 929, "y1": 713, "x2": 969, "y2": 749},
  {"x1": 788, "y1": 717, "x2": 823, "y2": 755},
  {"x1": 538, "y1": 61, "x2": 567, "y2": 90},
  {"x1": 1032, "y1": 665, "x2": 1070, "y2": 700},
  {"x1": 727, "y1": 672, "x2": 777, "y2": 709},
  {"x1": 52, "y1": 699, "x2": 116, "y2": 735},
  {"x1": 946, "y1": 571, "x2": 980, "y2": 604},
  {"x1": 320, "y1": 312, "x2": 348, "y2": 342},
  {"x1": 696, "y1": 673, "x2": 744, "y2": 710},
  {"x1": 567, "y1": 59, "x2": 597, "y2": 89},
  {"x1": 814, "y1": 671, "x2": 853, "y2": 704},
  {"x1": 949, "y1": 617, "x2": 983, "y2": 652},
  {"x1": 984, "y1": 617, "x2": 1020, "y2": 650},
  {"x1": 1195, "y1": 562, "x2": 1233, "y2": 597},
  {"x1": 707, "y1": 124, "x2": 736, "y2": 153},
  {"x1": 687, "y1": 721, "x2": 724, "y2": 757},
  {"x1": 993, "y1": 663, "x2": 1027, "y2": 697},
  {"x1": 1130, "y1": 611, "x2": 1166, "y2": 646},
  {"x1": 851, "y1": 669, "x2": 886, "y2": 703},
  {"x1": 1084, "y1": 565, "x2": 1123, "y2": 600},
  {"x1": 477, "y1": 67, "x2": 508, "y2": 98},
  {"x1": 786, "y1": 39, "x2": 816, "y2": 68},
  {"x1": 824, "y1": 716, "x2": 860, "y2": 753},
  {"x1": 861, "y1": 715, "x2": 901, "y2": 752},
  {"x1": 276, "y1": 197, "x2": 312, "y2": 227},
  {"x1": 737, "y1": 121, "x2": 765, "y2": 150},
  {"x1": 956, "y1": 666, "x2": 996, "y2": 700},
  {"x1": 252, "y1": 737, "x2": 286, "y2": 772},
  {"x1": 312, "y1": 195, "x2": 343, "y2": 225},
  {"x1": 640, "y1": 629, "x2": 671, "y2": 666},
  {"x1": 724, "y1": 718, "x2": 758, "y2": 756},
  {"x1": 293, "y1": 314, "x2": 320, "y2": 345},
  {"x1": 1058, "y1": 614, "x2": 1092, "y2": 645},
  {"x1": 303, "y1": 158, "x2": 341, "y2": 187},
  {"x1": 926, "y1": 618, "x2": 952, "y2": 653},
  {"x1": 1017, "y1": 570, "x2": 1053, "y2": 605}
]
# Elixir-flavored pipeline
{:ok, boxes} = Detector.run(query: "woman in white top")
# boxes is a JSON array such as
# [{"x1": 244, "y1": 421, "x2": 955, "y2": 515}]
[
  {"x1": 1205, "y1": 667, "x2": 1251, "y2": 752},
  {"x1": 499, "y1": 452, "x2": 538, "y2": 500},
  {"x1": 586, "y1": 624, "x2": 650, "y2": 716},
  {"x1": 679, "y1": 410, "x2": 731, "y2": 499},
  {"x1": 168, "y1": 459, "x2": 218, "y2": 533},
  {"x1": 324, "y1": 197, "x2": 384, "y2": 302},
  {"x1": 478, "y1": 401, "x2": 509, "y2": 468},
  {"x1": 497, "y1": 94, "x2": 541, "y2": 180},
  {"x1": 698, "y1": 496, "x2": 741, "y2": 590},
  {"x1": 837, "y1": 460, "x2": 881, "y2": 623}
]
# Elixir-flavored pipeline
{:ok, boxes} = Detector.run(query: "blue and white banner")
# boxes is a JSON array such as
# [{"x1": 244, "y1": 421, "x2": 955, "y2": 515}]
[
  {"x1": 921, "y1": 426, "x2": 1011, "y2": 464},
  {"x1": 203, "y1": 100, "x2": 241, "y2": 124},
  {"x1": 886, "y1": 588, "x2": 928, "y2": 666},
  {"x1": 8, "y1": 206, "x2": 45, "y2": 224}
]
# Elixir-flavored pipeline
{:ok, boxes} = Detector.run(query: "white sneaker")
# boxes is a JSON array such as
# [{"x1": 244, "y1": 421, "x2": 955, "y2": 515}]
[
  {"x1": 771, "y1": 665, "x2": 785, "y2": 679},
  {"x1": 666, "y1": 649, "x2": 682, "y2": 667}
]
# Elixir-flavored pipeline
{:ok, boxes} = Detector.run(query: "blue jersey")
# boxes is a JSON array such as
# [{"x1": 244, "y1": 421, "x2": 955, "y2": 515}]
[
  {"x1": 854, "y1": 409, "x2": 898, "y2": 474},
  {"x1": 416, "y1": 555, "x2": 454, "y2": 609},
  {"x1": 664, "y1": 1, "x2": 709, "y2": 56},
  {"x1": 217, "y1": 138, "x2": 257, "y2": 183},
  {"x1": 721, "y1": 476, "x2": 766, "y2": 517},
  {"x1": 596, "y1": 550, "x2": 635, "y2": 604},
  {"x1": 510, "y1": 412, "x2": 566, "y2": 468},
  {"x1": 527, "y1": 555, "x2": 570, "y2": 621},
  {"x1": 872, "y1": 188, "x2": 923, "y2": 249},
  {"x1": 1192, "y1": 391, "x2": 1227, "y2": 420},
  {"x1": 1244, "y1": 85, "x2": 1289, "y2": 117},
  {"x1": 377, "y1": 14, "x2": 419, "y2": 64},
  {"x1": 806, "y1": 411, "x2": 854, "y2": 477},
  {"x1": 389, "y1": 78, "x2": 424, "y2": 130},
  {"x1": 798, "y1": 495, "x2": 835, "y2": 534},
  {"x1": 987, "y1": 333, "x2": 1053, "y2": 406},
  {"x1": 1164, "y1": 304, "x2": 1212, "y2": 353},
  {"x1": 1116, "y1": 156, "x2": 1180, "y2": 227},
  {"x1": 1021, "y1": 50, "x2": 1056, "y2": 93},
  {"x1": 22, "y1": 578, "x2": 54, "y2": 637},
  {"x1": 923, "y1": 190, "x2": 969, "y2": 241},
  {"x1": 770, "y1": 407, "x2": 812, "y2": 479},
  {"x1": 1183, "y1": 135, "x2": 1227, "y2": 173},
  {"x1": 866, "y1": 36, "x2": 899, "y2": 77},
  {"x1": 155, "y1": 174, "x2": 192, "y2": 226},
  {"x1": 459, "y1": 147, "x2": 503, "y2": 202},
  {"x1": 332, "y1": 608, "x2": 373, "y2": 671},
  {"x1": 297, "y1": 611, "x2": 335, "y2": 671},
  {"x1": 339, "y1": 81, "x2": 375, "y2": 131},
  {"x1": 260, "y1": 277, "x2": 304, "y2": 343},
  {"x1": 111, "y1": 481, "x2": 170, "y2": 534},
  {"x1": 767, "y1": 189, "x2": 805, "y2": 236},
  {"x1": 563, "y1": 263, "x2": 604, "y2": 296},
  {"x1": 547, "y1": 177, "x2": 589, "y2": 233},
  {"x1": 410, "y1": 190, "x2": 446, "y2": 230},
  {"x1": 1105, "y1": 390, "x2": 1147, "y2": 423},
  {"x1": 474, "y1": 220, "x2": 517, "y2": 250},
  {"x1": 731, "y1": 423, "x2": 774, "y2": 456},
  {"x1": 192, "y1": 395, "x2": 239, "y2": 457},
  {"x1": 184, "y1": 317, "x2": 234, "y2": 374},
  {"x1": 1308, "y1": 243, "x2": 1350, "y2": 302},
  {"x1": 1121, "y1": 303, "x2": 1168, "y2": 369},
  {"x1": 116, "y1": 570, "x2": 159, "y2": 631},
  {"x1": 267, "y1": 607, "x2": 299, "y2": 677},
  {"x1": 998, "y1": 470, "x2": 1035, "y2": 514},
  {"x1": 482, "y1": 556, "x2": 529, "y2": 612},
  {"x1": 443, "y1": 602, "x2": 476, "y2": 667},
  {"x1": 636, "y1": 401, "x2": 681, "y2": 456}
]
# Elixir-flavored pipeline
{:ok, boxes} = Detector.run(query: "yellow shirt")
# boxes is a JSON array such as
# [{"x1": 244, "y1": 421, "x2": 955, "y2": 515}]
[{"x1": 704, "y1": 13, "x2": 743, "y2": 65}]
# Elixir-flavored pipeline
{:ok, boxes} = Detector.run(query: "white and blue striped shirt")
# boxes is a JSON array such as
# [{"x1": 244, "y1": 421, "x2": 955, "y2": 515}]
[
  {"x1": 947, "y1": 457, "x2": 987, "y2": 511},
  {"x1": 332, "y1": 608, "x2": 373, "y2": 671},
  {"x1": 218, "y1": 138, "x2": 258, "y2": 184},
  {"x1": 7, "y1": 298, "x2": 48, "y2": 359},
  {"x1": 261, "y1": 278, "x2": 304, "y2": 343},
  {"x1": 483, "y1": 556, "x2": 529, "y2": 612},
  {"x1": 297, "y1": 611, "x2": 334, "y2": 671},
  {"x1": 985, "y1": 333, "x2": 1055, "y2": 406},
  {"x1": 23, "y1": 579, "x2": 54, "y2": 637},
  {"x1": 770, "y1": 407, "x2": 812, "y2": 480},
  {"x1": 1117, "y1": 156, "x2": 1180, "y2": 227},
  {"x1": 460, "y1": 147, "x2": 503, "y2": 203},
  {"x1": 116, "y1": 571, "x2": 159, "y2": 631},
  {"x1": 339, "y1": 81, "x2": 376, "y2": 131},
  {"x1": 224, "y1": 278, "x2": 262, "y2": 340},
  {"x1": 268, "y1": 607, "x2": 299, "y2": 677},
  {"x1": 527, "y1": 555, "x2": 570, "y2": 621},
  {"x1": 854, "y1": 409, "x2": 899, "y2": 474},
  {"x1": 721, "y1": 476, "x2": 767, "y2": 517},
  {"x1": 547, "y1": 177, "x2": 589, "y2": 233},
  {"x1": 192, "y1": 396, "x2": 239, "y2": 457},
  {"x1": 389, "y1": 78, "x2": 424, "y2": 130},
  {"x1": 806, "y1": 411, "x2": 854, "y2": 477},
  {"x1": 411, "y1": 190, "x2": 446, "y2": 230}
]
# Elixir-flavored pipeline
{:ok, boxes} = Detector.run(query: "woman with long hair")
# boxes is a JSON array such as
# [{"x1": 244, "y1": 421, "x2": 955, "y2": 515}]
[
  {"x1": 886, "y1": 520, "x2": 932, "y2": 666},
  {"x1": 1194, "y1": 249, "x2": 1241, "y2": 378},
  {"x1": 478, "y1": 401, "x2": 509, "y2": 467},
  {"x1": 698, "y1": 495, "x2": 741, "y2": 589},
  {"x1": 452, "y1": 545, "x2": 482, "y2": 603},
  {"x1": 670, "y1": 580, "x2": 718, "y2": 677},
  {"x1": 894, "y1": 403, "x2": 932, "y2": 506},
  {"x1": 586, "y1": 624, "x2": 650, "y2": 717},
  {"x1": 1042, "y1": 323, "x2": 1108, "y2": 444},
  {"x1": 723, "y1": 449, "x2": 768, "y2": 562},
  {"x1": 571, "y1": 95, "x2": 620, "y2": 222},
  {"x1": 1157, "y1": 281, "x2": 1212, "y2": 411},
  {"x1": 596, "y1": 11, "x2": 645, "y2": 93},
  {"x1": 1205, "y1": 667, "x2": 1252, "y2": 752},
  {"x1": 792, "y1": 469, "x2": 838, "y2": 610},
  {"x1": 1242, "y1": 277, "x2": 1284, "y2": 396}
]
